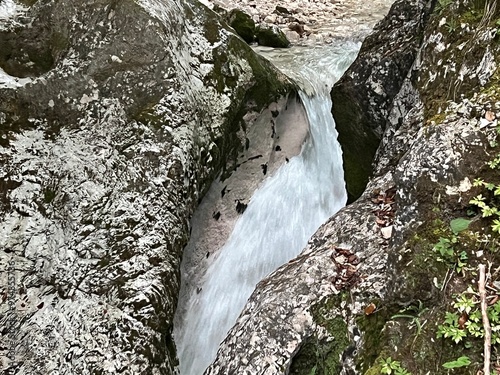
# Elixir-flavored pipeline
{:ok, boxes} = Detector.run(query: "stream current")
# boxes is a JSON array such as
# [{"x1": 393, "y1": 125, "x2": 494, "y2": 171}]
[{"x1": 174, "y1": 41, "x2": 361, "y2": 375}]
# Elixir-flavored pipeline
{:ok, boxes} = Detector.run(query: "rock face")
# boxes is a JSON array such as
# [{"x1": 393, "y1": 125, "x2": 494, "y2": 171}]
[
  {"x1": 0, "y1": 0, "x2": 293, "y2": 374},
  {"x1": 206, "y1": 0, "x2": 500, "y2": 374},
  {"x1": 331, "y1": 0, "x2": 434, "y2": 202}
]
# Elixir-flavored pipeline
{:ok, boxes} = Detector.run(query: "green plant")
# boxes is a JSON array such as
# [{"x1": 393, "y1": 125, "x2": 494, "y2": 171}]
[
  {"x1": 445, "y1": 18, "x2": 459, "y2": 33},
  {"x1": 433, "y1": 236, "x2": 470, "y2": 273},
  {"x1": 433, "y1": 236, "x2": 456, "y2": 260},
  {"x1": 437, "y1": 293, "x2": 500, "y2": 345},
  {"x1": 470, "y1": 151, "x2": 500, "y2": 234},
  {"x1": 391, "y1": 300, "x2": 429, "y2": 338},
  {"x1": 436, "y1": 0, "x2": 454, "y2": 13},
  {"x1": 450, "y1": 218, "x2": 471, "y2": 234},
  {"x1": 442, "y1": 355, "x2": 471, "y2": 369},
  {"x1": 437, "y1": 311, "x2": 468, "y2": 343},
  {"x1": 453, "y1": 293, "x2": 476, "y2": 314},
  {"x1": 379, "y1": 357, "x2": 412, "y2": 375}
]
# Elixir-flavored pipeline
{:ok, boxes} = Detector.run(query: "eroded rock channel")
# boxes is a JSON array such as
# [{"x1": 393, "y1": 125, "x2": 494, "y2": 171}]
[{"x1": 4, "y1": 0, "x2": 500, "y2": 374}]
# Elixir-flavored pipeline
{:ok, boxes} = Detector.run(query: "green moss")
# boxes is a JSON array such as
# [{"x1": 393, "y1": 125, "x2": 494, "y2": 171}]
[
  {"x1": 459, "y1": 9, "x2": 483, "y2": 23},
  {"x1": 426, "y1": 110, "x2": 448, "y2": 126},
  {"x1": 132, "y1": 104, "x2": 164, "y2": 130},
  {"x1": 355, "y1": 299, "x2": 396, "y2": 373},
  {"x1": 203, "y1": 13, "x2": 222, "y2": 44},
  {"x1": 480, "y1": 66, "x2": 500, "y2": 101},
  {"x1": 27, "y1": 47, "x2": 54, "y2": 72},
  {"x1": 50, "y1": 31, "x2": 69, "y2": 54},
  {"x1": 290, "y1": 295, "x2": 350, "y2": 375},
  {"x1": 43, "y1": 188, "x2": 56, "y2": 204}
]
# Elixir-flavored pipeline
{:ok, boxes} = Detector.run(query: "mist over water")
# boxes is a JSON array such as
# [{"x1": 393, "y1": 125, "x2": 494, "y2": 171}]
[{"x1": 174, "y1": 41, "x2": 361, "y2": 375}]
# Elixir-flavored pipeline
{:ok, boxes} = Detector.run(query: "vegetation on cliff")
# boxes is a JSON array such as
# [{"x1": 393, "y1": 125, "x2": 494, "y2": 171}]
[{"x1": 354, "y1": 0, "x2": 500, "y2": 373}]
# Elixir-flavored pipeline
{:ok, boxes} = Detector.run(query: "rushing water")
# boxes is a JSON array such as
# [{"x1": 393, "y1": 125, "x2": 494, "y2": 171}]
[{"x1": 174, "y1": 41, "x2": 361, "y2": 375}]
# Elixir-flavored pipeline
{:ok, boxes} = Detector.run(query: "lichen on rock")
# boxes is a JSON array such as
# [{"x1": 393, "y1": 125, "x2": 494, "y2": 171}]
[{"x1": 0, "y1": 0, "x2": 294, "y2": 373}]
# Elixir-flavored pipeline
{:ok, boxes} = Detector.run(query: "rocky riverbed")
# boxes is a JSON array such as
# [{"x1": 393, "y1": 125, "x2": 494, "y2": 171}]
[{"x1": 201, "y1": 0, "x2": 394, "y2": 44}]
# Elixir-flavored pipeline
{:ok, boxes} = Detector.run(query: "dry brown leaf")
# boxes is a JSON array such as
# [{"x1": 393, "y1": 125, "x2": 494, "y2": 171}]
[
  {"x1": 458, "y1": 312, "x2": 468, "y2": 329},
  {"x1": 364, "y1": 303, "x2": 376, "y2": 315}
]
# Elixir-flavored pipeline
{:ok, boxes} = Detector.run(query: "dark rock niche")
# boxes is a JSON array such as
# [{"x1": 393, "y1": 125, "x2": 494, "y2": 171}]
[{"x1": 331, "y1": 0, "x2": 435, "y2": 203}]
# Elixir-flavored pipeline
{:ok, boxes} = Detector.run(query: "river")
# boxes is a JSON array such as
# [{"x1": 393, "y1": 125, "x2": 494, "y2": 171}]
[{"x1": 174, "y1": 41, "x2": 361, "y2": 375}]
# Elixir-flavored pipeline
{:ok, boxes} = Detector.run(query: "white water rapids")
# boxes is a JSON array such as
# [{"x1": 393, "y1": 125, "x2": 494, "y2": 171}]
[{"x1": 174, "y1": 41, "x2": 361, "y2": 375}]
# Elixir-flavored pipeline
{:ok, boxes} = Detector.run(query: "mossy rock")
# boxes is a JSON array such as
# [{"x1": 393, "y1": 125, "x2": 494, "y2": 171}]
[
  {"x1": 228, "y1": 9, "x2": 255, "y2": 44},
  {"x1": 290, "y1": 295, "x2": 350, "y2": 375},
  {"x1": 255, "y1": 24, "x2": 290, "y2": 48}
]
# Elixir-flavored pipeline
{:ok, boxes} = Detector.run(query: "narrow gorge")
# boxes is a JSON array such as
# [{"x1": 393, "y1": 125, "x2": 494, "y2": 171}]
[
  {"x1": 2, "y1": 0, "x2": 500, "y2": 374},
  {"x1": 174, "y1": 42, "x2": 359, "y2": 375}
]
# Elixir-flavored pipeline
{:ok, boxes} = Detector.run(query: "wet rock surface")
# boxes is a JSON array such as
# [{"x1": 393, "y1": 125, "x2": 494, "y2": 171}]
[
  {"x1": 0, "y1": 0, "x2": 293, "y2": 373},
  {"x1": 255, "y1": 23, "x2": 291, "y2": 48}
]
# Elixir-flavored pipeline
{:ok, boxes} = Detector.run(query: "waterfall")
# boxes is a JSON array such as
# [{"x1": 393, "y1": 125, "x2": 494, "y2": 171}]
[{"x1": 174, "y1": 41, "x2": 361, "y2": 375}]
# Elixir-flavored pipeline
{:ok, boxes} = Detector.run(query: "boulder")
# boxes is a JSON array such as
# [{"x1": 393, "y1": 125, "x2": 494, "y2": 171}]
[
  {"x1": 0, "y1": 0, "x2": 293, "y2": 374},
  {"x1": 228, "y1": 9, "x2": 255, "y2": 44},
  {"x1": 274, "y1": 5, "x2": 292, "y2": 15},
  {"x1": 255, "y1": 24, "x2": 291, "y2": 48},
  {"x1": 288, "y1": 21, "x2": 305, "y2": 36}
]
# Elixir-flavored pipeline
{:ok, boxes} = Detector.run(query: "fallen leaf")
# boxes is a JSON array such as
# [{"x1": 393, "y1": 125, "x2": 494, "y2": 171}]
[
  {"x1": 364, "y1": 303, "x2": 377, "y2": 315},
  {"x1": 348, "y1": 254, "x2": 359, "y2": 264},
  {"x1": 458, "y1": 312, "x2": 468, "y2": 329},
  {"x1": 346, "y1": 265, "x2": 357, "y2": 277}
]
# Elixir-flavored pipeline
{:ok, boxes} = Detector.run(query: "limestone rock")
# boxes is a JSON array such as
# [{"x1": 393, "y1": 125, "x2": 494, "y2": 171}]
[
  {"x1": 0, "y1": 0, "x2": 293, "y2": 374},
  {"x1": 331, "y1": 0, "x2": 434, "y2": 202}
]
